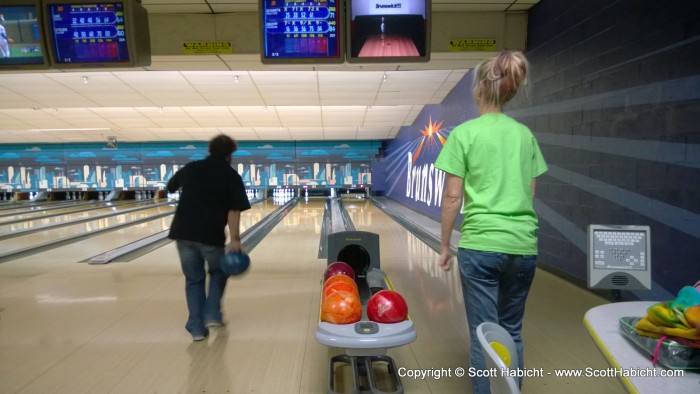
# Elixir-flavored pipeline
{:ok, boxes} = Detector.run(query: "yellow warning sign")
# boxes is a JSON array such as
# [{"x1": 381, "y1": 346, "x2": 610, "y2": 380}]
[
  {"x1": 448, "y1": 39, "x2": 497, "y2": 52},
  {"x1": 183, "y1": 41, "x2": 233, "y2": 55}
]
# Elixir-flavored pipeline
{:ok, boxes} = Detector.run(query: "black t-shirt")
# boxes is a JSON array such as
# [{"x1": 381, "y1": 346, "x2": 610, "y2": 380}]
[{"x1": 167, "y1": 156, "x2": 251, "y2": 247}]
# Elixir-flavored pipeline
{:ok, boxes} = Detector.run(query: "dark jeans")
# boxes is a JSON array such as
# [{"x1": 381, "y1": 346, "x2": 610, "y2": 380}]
[
  {"x1": 457, "y1": 248, "x2": 537, "y2": 394},
  {"x1": 176, "y1": 240, "x2": 227, "y2": 336}
]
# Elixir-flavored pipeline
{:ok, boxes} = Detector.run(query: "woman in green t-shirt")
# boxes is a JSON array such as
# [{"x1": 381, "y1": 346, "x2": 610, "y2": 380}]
[{"x1": 435, "y1": 51, "x2": 548, "y2": 394}]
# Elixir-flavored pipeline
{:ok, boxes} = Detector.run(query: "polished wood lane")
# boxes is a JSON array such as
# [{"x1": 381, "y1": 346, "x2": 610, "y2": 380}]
[
  {"x1": 0, "y1": 200, "x2": 144, "y2": 226},
  {"x1": 0, "y1": 204, "x2": 176, "y2": 254},
  {"x1": 0, "y1": 200, "x2": 163, "y2": 237},
  {"x1": 0, "y1": 199, "x2": 277, "y2": 394}
]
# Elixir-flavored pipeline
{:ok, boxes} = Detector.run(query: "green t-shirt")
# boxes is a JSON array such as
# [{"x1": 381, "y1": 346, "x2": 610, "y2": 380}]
[{"x1": 434, "y1": 113, "x2": 548, "y2": 255}]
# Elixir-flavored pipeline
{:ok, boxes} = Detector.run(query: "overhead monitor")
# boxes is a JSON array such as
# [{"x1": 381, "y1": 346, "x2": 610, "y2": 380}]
[
  {"x1": 260, "y1": 0, "x2": 344, "y2": 64},
  {"x1": 43, "y1": 0, "x2": 151, "y2": 68},
  {"x1": 346, "y1": 0, "x2": 430, "y2": 63},
  {"x1": 0, "y1": 0, "x2": 50, "y2": 70},
  {"x1": 588, "y1": 224, "x2": 652, "y2": 291}
]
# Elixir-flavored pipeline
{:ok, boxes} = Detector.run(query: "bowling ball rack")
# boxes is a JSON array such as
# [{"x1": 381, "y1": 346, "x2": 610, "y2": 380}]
[{"x1": 316, "y1": 231, "x2": 416, "y2": 394}]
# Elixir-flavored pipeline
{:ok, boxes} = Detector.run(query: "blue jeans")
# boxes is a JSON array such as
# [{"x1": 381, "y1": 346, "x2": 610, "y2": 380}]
[
  {"x1": 176, "y1": 240, "x2": 228, "y2": 336},
  {"x1": 457, "y1": 248, "x2": 537, "y2": 394}
]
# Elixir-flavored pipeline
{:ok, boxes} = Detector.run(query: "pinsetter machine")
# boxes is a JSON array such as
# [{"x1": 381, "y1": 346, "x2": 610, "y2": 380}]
[{"x1": 315, "y1": 230, "x2": 417, "y2": 394}]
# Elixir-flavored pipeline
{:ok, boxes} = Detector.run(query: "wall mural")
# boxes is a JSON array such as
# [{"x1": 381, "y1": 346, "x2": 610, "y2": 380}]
[
  {"x1": 0, "y1": 140, "x2": 381, "y2": 193},
  {"x1": 381, "y1": 71, "x2": 478, "y2": 221}
]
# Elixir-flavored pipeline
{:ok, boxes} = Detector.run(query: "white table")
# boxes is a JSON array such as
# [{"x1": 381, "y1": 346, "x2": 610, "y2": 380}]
[{"x1": 584, "y1": 301, "x2": 699, "y2": 393}]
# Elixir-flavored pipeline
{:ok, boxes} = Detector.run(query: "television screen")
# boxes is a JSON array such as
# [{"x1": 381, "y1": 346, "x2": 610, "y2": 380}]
[
  {"x1": 260, "y1": 0, "x2": 344, "y2": 64},
  {"x1": 346, "y1": 0, "x2": 430, "y2": 63},
  {"x1": 44, "y1": 0, "x2": 150, "y2": 68},
  {"x1": 0, "y1": 1, "x2": 50, "y2": 70}
]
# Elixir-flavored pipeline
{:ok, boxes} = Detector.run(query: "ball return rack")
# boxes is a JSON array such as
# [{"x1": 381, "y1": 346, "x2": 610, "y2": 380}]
[{"x1": 315, "y1": 231, "x2": 417, "y2": 394}]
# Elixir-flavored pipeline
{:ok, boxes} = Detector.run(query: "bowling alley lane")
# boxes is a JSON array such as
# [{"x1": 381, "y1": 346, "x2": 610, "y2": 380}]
[
  {"x1": 0, "y1": 199, "x2": 277, "y2": 394},
  {"x1": 0, "y1": 198, "x2": 88, "y2": 217},
  {"x1": 0, "y1": 201, "x2": 177, "y2": 255},
  {"x1": 0, "y1": 198, "x2": 274, "y2": 264},
  {"x1": 0, "y1": 200, "x2": 159, "y2": 234}
]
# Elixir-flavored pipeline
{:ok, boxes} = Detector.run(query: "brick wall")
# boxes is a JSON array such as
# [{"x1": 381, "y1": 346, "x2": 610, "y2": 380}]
[{"x1": 508, "y1": 0, "x2": 700, "y2": 299}]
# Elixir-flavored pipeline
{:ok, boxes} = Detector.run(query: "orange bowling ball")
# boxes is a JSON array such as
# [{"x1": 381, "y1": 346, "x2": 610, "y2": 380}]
[
  {"x1": 322, "y1": 281, "x2": 360, "y2": 299},
  {"x1": 321, "y1": 291, "x2": 362, "y2": 324},
  {"x1": 322, "y1": 274, "x2": 358, "y2": 295}
]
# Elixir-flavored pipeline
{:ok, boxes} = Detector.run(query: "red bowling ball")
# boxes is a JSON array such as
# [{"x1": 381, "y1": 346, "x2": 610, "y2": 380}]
[
  {"x1": 324, "y1": 261, "x2": 355, "y2": 281},
  {"x1": 367, "y1": 290, "x2": 408, "y2": 324}
]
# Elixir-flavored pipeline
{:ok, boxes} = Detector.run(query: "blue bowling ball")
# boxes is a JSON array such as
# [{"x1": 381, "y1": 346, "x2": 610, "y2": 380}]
[{"x1": 221, "y1": 251, "x2": 250, "y2": 276}]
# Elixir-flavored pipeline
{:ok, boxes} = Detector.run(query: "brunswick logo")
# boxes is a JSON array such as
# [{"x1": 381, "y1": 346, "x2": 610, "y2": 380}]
[
  {"x1": 406, "y1": 116, "x2": 447, "y2": 208},
  {"x1": 412, "y1": 116, "x2": 445, "y2": 164}
]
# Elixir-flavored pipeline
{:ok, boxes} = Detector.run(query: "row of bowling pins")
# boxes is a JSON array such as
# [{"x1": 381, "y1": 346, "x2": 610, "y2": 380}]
[
  {"x1": 1, "y1": 192, "x2": 14, "y2": 201},
  {"x1": 270, "y1": 189, "x2": 296, "y2": 198},
  {"x1": 134, "y1": 190, "x2": 156, "y2": 200},
  {"x1": 246, "y1": 189, "x2": 260, "y2": 200},
  {"x1": 271, "y1": 189, "x2": 295, "y2": 205},
  {"x1": 66, "y1": 192, "x2": 85, "y2": 200}
]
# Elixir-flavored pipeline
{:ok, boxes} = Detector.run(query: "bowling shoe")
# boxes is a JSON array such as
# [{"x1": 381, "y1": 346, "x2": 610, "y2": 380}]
[
  {"x1": 192, "y1": 328, "x2": 210, "y2": 342},
  {"x1": 205, "y1": 320, "x2": 226, "y2": 328}
]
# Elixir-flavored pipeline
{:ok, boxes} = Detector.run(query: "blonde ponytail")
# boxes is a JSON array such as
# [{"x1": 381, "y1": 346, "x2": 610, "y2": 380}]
[{"x1": 472, "y1": 51, "x2": 529, "y2": 108}]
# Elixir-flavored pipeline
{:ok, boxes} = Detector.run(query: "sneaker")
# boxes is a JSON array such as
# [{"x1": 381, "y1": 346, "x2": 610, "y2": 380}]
[
  {"x1": 205, "y1": 320, "x2": 226, "y2": 328},
  {"x1": 192, "y1": 329, "x2": 209, "y2": 342}
]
